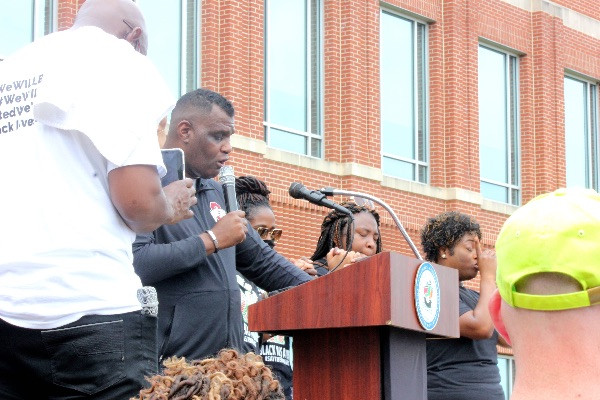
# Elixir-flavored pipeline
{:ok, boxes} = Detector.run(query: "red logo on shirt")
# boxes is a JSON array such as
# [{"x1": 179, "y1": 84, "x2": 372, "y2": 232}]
[{"x1": 209, "y1": 202, "x2": 227, "y2": 222}]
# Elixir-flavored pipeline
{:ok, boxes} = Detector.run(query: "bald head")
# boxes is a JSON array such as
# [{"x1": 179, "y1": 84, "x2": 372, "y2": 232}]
[{"x1": 72, "y1": 0, "x2": 148, "y2": 54}]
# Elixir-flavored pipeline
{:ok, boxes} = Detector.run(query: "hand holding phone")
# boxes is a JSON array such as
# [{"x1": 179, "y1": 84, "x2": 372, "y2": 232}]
[{"x1": 160, "y1": 148, "x2": 185, "y2": 187}]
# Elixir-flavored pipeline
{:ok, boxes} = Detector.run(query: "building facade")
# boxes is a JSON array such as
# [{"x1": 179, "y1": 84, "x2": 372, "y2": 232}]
[{"x1": 2, "y1": 0, "x2": 599, "y2": 397}]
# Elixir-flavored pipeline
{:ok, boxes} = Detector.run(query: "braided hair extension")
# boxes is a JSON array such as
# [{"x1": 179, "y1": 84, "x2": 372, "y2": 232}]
[
  {"x1": 420, "y1": 211, "x2": 482, "y2": 263},
  {"x1": 235, "y1": 176, "x2": 272, "y2": 221},
  {"x1": 133, "y1": 349, "x2": 284, "y2": 400},
  {"x1": 310, "y1": 202, "x2": 382, "y2": 262}
]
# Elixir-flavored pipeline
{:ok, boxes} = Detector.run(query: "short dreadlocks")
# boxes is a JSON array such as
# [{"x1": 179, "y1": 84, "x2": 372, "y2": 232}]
[{"x1": 133, "y1": 349, "x2": 284, "y2": 400}]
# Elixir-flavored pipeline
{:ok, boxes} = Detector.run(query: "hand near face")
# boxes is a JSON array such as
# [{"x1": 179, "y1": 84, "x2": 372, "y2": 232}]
[
  {"x1": 326, "y1": 248, "x2": 367, "y2": 271},
  {"x1": 475, "y1": 238, "x2": 496, "y2": 279},
  {"x1": 210, "y1": 210, "x2": 248, "y2": 249},
  {"x1": 163, "y1": 178, "x2": 197, "y2": 224}
]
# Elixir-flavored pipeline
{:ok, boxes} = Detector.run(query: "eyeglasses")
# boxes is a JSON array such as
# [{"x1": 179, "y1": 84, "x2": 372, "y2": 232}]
[
  {"x1": 349, "y1": 196, "x2": 375, "y2": 210},
  {"x1": 256, "y1": 227, "x2": 283, "y2": 243},
  {"x1": 122, "y1": 19, "x2": 145, "y2": 55}
]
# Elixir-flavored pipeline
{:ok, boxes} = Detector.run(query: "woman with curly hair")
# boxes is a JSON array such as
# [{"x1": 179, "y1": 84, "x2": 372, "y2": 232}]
[
  {"x1": 133, "y1": 349, "x2": 284, "y2": 400},
  {"x1": 420, "y1": 211, "x2": 505, "y2": 400},
  {"x1": 310, "y1": 202, "x2": 382, "y2": 275}
]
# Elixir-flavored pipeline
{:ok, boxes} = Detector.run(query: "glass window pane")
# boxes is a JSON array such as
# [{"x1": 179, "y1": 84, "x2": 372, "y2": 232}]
[
  {"x1": 381, "y1": 11, "x2": 415, "y2": 160},
  {"x1": 497, "y1": 357, "x2": 511, "y2": 400},
  {"x1": 34, "y1": 0, "x2": 54, "y2": 38},
  {"x1": 418, "y1": 165, "x2": 427, "y2": 183},
  {"x1": 381, "y1": 11, "x2": 428, "y2": 182},
  {"x1": 509, "y1": 56, "x2": 519, "y2": 187},
  {"x1": 481, "y1": 181, "x2": 508, "y2": 203},
  {"x1": 137, "y1": 0, "x2": 182, "y2": 98},
  {"x1": 564, "y1": 77, "x2": 589, "y2": 188},
  {"x1": 0, "y1": 1, "x2": 34, "y2": 57},
  {"x1": 310, "y1": 137, "x2": 321, "y2": 158},
  {"x1": 591, "y1": 85, "x2": 599, "y2": 190},
  {"x1": 269, "y1": 128, "x2": 307, "y2": 154},
  {"x1": 309, "y1": 0, "x2": 321, "y2": 137},
  {"x1": 479, "y1": 46, "x2": 508, "y2": 184},
  {"x1": 383, "y1": 157, "x2": 414, "y2": 181},
  {"x1": 183, "y1": 0, "x2": 199, "y2": 94},
  {"x1": 417, "y1": 23, "x2": 427, "y2": 164},
  {"x1": 266, "y1": 0, "x2": 307, "y2": 132}
]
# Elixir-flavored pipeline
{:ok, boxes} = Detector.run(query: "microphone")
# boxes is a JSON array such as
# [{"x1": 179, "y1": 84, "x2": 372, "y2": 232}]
[
  {"x1": 289, "y1": 182, "x2": 352, "y2": 215},
  {"x1": 218, "y1": 166, "x2": 238, "y2": 212}
]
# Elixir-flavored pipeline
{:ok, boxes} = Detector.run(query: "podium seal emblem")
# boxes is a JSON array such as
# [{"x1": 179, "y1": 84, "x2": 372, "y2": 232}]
[{"x1": 415, "y1": 262, "x2": 440, "y2": 331}]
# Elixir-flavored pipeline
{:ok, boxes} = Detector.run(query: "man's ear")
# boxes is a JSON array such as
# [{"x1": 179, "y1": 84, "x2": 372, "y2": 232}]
[
  {"x1": 176, "y1": 120, "x2": 192, "y2": 143},
  {"x1": 489, "y1": 289, "x2": 511, "y2": 346}
]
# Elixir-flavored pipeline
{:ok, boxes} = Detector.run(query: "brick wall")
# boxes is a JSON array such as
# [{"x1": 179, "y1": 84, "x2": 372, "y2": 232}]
[
  {"x1": 59, "y1": 0, "x2": 599, "y2": 310},
  {"x1": 197, "y1": 0, "x2": 600, "y2": 262}
]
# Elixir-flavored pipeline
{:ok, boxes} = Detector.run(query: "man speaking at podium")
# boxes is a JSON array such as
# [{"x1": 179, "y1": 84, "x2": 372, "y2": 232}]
[{"x1": 133, "y1": 89, "x2": 312, "y2": 361}]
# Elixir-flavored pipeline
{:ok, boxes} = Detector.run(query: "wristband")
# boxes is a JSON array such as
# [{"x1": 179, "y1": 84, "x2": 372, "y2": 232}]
[{"x1": 206, "y1": 230, "x2": 219, "y2": 253}]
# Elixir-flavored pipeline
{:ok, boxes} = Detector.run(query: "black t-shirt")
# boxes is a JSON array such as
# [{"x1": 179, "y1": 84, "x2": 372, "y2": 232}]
[
  {"x1": 237, "y1": 273, "x2": 262, "y2": 354},
  {"x1": 426, "y1": 286, "x2": 505, "y2": 400},
  {"x1": 260, "y1": 335, "x2": 293, "y2": 399},
  {"x1": 238, "y1": 273, "x2": 293, "y2": 399}
]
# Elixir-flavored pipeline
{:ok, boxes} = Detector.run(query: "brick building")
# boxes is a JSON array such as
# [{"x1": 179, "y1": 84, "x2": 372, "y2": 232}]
[{"x1": 2, "y1": 0, "x2": 599, "y2": 397}]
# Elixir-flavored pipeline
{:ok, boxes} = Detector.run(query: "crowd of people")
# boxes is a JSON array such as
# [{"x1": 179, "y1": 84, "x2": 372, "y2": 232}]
[{"x1": 1, "y1": 1, "x2": 599, "y2": 399}]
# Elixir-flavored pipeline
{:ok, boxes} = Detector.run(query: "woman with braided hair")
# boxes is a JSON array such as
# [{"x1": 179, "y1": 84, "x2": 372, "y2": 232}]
[
  {"x1": 310, "y1": 201, "x2": 382, "y2": 276},
  {"x1": 234, "y1": 175, "x2": 310, "y2": 400},
  {"x1": 133, "y1": 348, "x2": 284, "y2": 400}
]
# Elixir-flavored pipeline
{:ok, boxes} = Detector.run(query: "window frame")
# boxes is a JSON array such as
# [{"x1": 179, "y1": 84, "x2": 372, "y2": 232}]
[
  {"x1": 134, "y1": 0, "x2": 199, "y2": 98},
  {"x1": 497, "y1": 355, "x2": 515, "y2": 399},
  {"x1": 0, "y1": 0, "x2": 56, "y2": 60},
  {"x1": 564, "y1": 74, "x2": 599, "y2": 190},
  {"x1": 180, "y1": 0, "x2": 200, "y2": 96},
  {"x1": 478, "y1": 43, "x2": 521, "y2": 206},
  {"x1": 380, "y1": 9, "x2": 430, "y2": 183},
  {"x1": 263, "y1": 0, "x2": 324, "y2": 158},
  {"x1": 34, "y1": 0, "x2": 57, "y2": 39}
]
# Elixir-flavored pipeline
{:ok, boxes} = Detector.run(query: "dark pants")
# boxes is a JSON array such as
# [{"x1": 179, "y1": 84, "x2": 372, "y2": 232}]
[{"x1": 0, "y1": 311, "x2": 158, "y2": 399}]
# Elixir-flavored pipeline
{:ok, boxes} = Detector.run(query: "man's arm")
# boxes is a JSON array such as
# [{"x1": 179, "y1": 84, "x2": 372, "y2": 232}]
[
  {"x1": 236, "y1": 227, "x2": 312, "y2": 291},
  {"x1": 132, "y1": 231, "x2": 208, "y2": 285},
  {"x1": 108, "y1": 164, "x2": 196, "y2": 233},
  {"x1": 132, "y1": 209, "x2": 248, "y2": 285}
]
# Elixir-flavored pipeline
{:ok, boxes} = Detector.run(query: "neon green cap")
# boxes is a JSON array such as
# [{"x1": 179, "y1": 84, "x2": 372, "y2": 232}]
[{"x1": 496, "y1": 188, "x2": 600, "y2": 310}]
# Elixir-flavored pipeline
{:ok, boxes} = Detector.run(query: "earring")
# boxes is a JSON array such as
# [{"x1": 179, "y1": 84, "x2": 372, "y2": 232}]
[{"x1": 441, "y1": 254, "x2": 446, "y2": 259}]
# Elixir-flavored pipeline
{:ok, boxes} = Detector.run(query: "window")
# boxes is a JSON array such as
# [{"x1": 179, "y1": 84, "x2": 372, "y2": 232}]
[
  {"x1": 564, "y1": 76, "x2": 599, "y2": 190},
  {"x1": 478, "y1": 45, "x2": 520, "y2": 205},
  {"x1": 136, "y1": 0, "x2": 199, "y2": 98},
  {"x1": 498, "y1": 356, "x2": 515, "y2": 399},
  {"x1": 380, "y1": 10, "x2": 428, "y2": 183},
  {"x1": 0, "y1": 0, "x2": 55, "y2": 59},
  {"x1": 264, "y1": 0, "x2": 322, "y2": 157}
]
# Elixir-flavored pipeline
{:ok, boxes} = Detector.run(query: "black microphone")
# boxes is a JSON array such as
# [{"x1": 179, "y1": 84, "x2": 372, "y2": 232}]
[
  {"x1": 218, "y1": 166, "x2": 238, "y2": 212},
  {"x1": 288, "y1": 182, "x2": 352, "y2": 215}
]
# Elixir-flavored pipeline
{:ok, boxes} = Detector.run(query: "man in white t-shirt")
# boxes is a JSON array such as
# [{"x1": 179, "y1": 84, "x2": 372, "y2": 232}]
[{"x1": 0, "y1": 0, "x2": 197, "y2": 398}]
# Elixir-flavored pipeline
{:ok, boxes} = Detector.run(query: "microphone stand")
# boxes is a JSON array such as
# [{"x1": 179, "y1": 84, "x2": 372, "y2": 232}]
[{"x1": 320, "y1": 187, "x2": 423, "y2": 260}]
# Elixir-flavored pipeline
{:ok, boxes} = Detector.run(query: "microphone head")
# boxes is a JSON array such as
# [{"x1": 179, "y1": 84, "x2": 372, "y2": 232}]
[
  {"x1": 218, "y1": 166, "x2": 235, "y2": 185},
  {"x1": 289, "y1": 182, "x2": 305, "y2": 199}
]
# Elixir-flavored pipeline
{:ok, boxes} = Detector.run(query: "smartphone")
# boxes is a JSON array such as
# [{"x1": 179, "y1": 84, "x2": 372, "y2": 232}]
[{"x1": 160, "y1": 148, "x2": 185, "y2": 187}]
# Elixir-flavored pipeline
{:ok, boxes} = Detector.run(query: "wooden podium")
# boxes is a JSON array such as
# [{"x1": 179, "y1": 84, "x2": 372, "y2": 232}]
[{"x1": 248, "y1": 251, "x2": 459, "y2": 400}]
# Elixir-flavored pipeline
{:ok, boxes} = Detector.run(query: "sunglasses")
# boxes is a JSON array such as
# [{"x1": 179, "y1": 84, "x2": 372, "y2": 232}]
[
  {"x1": 256, "y1": 227, "x2": 283, "y2": 243},
  {"x1": 349, "y1": 196, "x2": 375, "y2": 210}
]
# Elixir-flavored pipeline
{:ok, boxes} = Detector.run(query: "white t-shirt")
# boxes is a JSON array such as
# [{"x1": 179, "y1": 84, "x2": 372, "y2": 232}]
[{"x1": 0, "y1": 27, "x2": 174, "y2": 329}]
